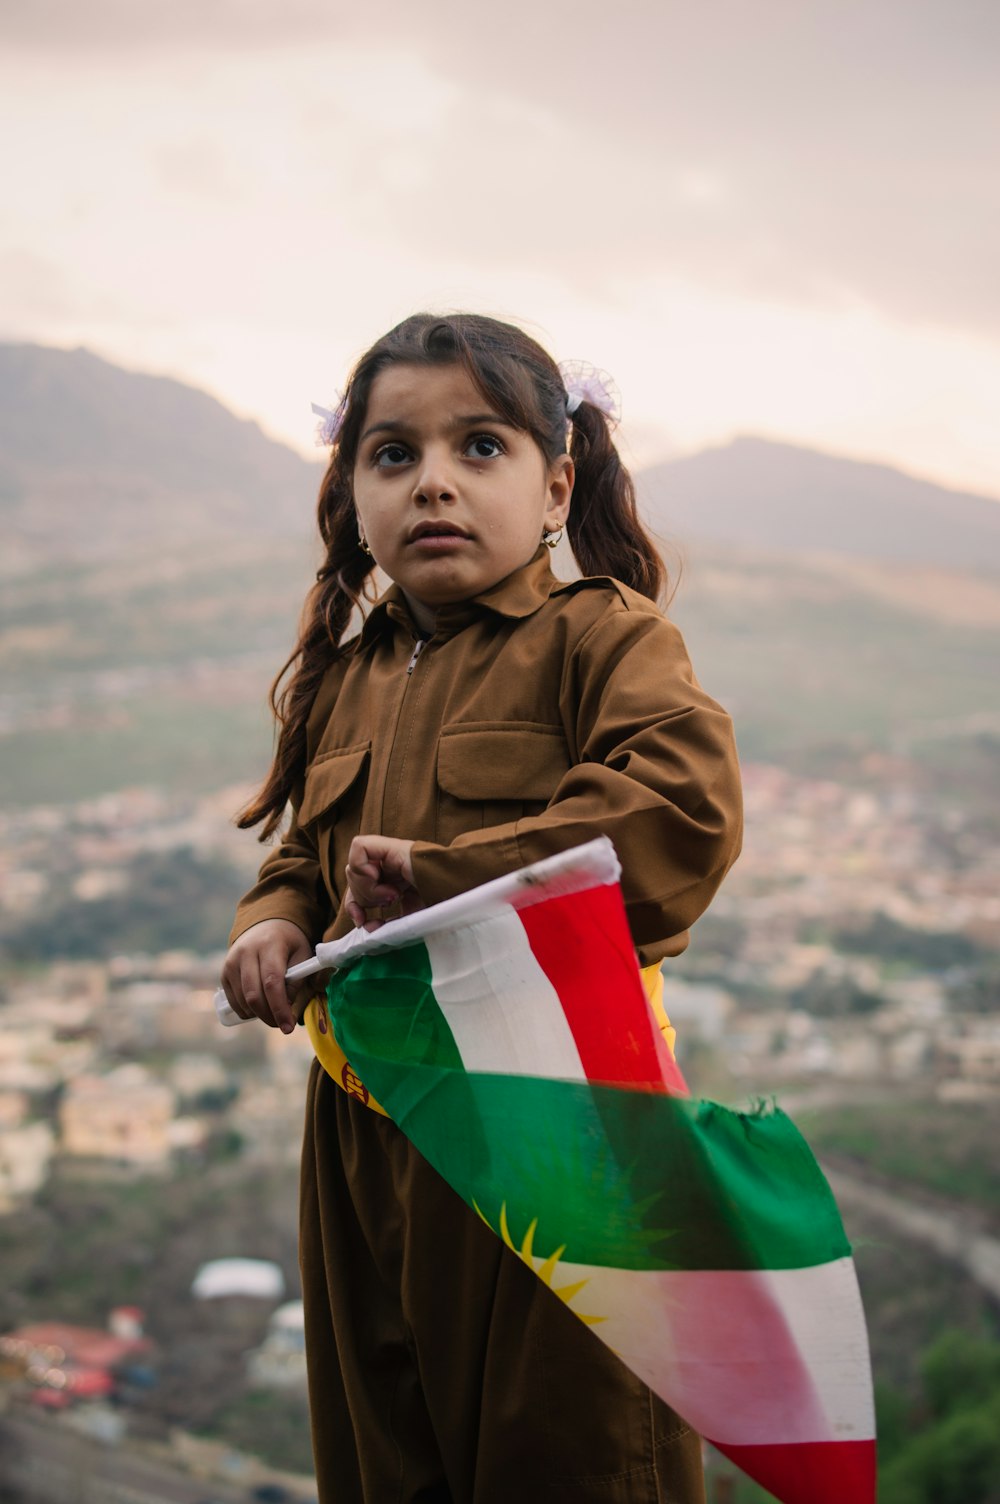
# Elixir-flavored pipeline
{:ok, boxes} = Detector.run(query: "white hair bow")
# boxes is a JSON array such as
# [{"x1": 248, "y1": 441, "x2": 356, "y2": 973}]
[{"x1": 557, "y1": 361, "x2": 622, "y2": 423}]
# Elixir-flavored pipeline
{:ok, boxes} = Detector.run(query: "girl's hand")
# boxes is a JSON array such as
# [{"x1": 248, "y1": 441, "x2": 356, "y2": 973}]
[
  {"x1": 220, "y1": 918, "x2": 313, "y2": 1035},
  {"x1": 346, "y1": 835, "x2": 420, "y2": 930}
]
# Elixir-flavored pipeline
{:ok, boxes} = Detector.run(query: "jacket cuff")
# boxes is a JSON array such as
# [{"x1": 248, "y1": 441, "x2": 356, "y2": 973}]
[{"x1": 228, "y1": 893, "x2": 325, "y2": 949}]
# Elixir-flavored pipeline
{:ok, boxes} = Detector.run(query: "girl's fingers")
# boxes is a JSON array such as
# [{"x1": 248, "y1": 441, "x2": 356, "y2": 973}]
[
  {"x1": 347, "y1": 874, "x2": 398, "y2": 908},
  {"x1": 221, "y1": 975, "x2": 252, "y2": 1020},
  {"x1": 239, "y1": 956, "x2": 276, "y2": 1028},
  {"x1": 221, "y1": 921, "x2": 312, "y2": 1032},
  {"x1": 260, "y1": 953, "x2": 296, "y2": 1035},
  {"x1": 345, "y1": 839, "x2": 419, "y2": 929},
  {"x1": 346, "y1": 889, "x2": 385, "y2": 931},
  {"x1": 239, "y1": 952, "x2": 293, "y2": 1033},
  {"x1": 346, "y1": 836, "x2": 417, "y2": 908}
]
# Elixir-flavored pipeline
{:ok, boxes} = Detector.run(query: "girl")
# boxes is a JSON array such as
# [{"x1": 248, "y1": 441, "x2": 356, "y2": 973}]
[{"x1": 221, "y1": 313, "x2": 742, "y2": 1503}]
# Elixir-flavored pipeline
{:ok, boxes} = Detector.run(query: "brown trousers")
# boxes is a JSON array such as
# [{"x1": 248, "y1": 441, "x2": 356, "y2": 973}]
[{"x1": 299, "y1": 1062, "x2": 706, "y2": 1504}]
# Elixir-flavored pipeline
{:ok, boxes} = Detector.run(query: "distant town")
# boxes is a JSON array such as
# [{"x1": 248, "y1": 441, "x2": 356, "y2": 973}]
[{"x1": 0, "y1": 760, "x2": 997, "y2": 1500}]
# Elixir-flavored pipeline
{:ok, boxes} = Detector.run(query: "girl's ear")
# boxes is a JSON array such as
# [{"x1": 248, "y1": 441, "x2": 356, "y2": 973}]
[{"x1": 545, "y1": 453, "x2": 574, "y2": 530}]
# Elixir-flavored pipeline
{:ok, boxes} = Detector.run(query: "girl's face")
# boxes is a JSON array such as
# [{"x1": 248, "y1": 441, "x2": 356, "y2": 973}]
[{"x1": 352, "y1": 363, "x2": 573, "y2": 628}]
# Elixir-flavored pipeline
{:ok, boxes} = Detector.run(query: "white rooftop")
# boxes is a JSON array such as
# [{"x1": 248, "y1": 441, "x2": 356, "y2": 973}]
[{"x1": 191, "y1": 1258, "x2": 285, "y2": 1301}]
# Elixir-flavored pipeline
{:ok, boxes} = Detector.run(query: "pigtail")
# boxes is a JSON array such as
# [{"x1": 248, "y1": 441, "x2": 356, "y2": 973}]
[
  {"x1": 237, "y1": 470, "x2": 376, "y2": 840},
  {"x1": 567, "y1": 402, "x2": 665, "y2": 604}
]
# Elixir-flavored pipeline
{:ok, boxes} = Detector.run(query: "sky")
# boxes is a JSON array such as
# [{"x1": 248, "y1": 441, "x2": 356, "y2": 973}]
[{"x1": 2, "y1": 0, "x2": 999, "y2": 495}]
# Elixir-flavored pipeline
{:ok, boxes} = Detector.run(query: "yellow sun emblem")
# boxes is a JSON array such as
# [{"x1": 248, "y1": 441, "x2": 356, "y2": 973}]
[{"x1": 475, "y1": 1201, "x2": 606, "y2": 1326}]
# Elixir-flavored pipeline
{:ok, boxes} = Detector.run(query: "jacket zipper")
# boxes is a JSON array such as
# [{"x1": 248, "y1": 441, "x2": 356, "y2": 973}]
[
  {"x1": 406, "y1": 638, "x2": 427, "y2": 675},
  {"x1": 378, "y1": 634, "x2": 429, "y2": 835}
]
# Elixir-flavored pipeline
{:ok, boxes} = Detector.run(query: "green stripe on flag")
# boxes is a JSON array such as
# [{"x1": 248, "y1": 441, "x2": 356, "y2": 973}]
[
  {"x1": 328, "y1": 964, "x2": 851, "y2": 1274},
  {"x1": 325, "y1": 943, "x2": 463, "y2": 1072}
]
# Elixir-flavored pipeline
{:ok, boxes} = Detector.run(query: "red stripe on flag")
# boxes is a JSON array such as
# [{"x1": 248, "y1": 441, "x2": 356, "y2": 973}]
[
  {"x1": 517, "y1": 885, "x2": 687, "y2": 1094},
  {"x1": 710, "y1": 1437, "x2": 877, "y2": 1504}
]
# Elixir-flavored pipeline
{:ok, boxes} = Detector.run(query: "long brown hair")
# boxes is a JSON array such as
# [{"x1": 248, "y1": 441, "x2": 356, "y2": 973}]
[{"x1": 240, "y1": 313, "x2": 665, "y2": 837}]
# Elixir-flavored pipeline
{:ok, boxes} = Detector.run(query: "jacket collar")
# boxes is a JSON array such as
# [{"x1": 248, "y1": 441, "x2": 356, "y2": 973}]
[{"x1": 355, "y1": 547, "x2": 563, "y2": 647}]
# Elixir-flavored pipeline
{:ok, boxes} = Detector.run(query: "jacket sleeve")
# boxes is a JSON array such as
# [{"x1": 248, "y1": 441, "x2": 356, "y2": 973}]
[
  {"x1": 410, "y1": 604, "x2": 743, "y2": 962},
  {"x1": 227, "y1": 803, "x2": 330, "y2": 947},
  {"x1": 226, "y1": 662, "x2": 347, "y2": 948}
]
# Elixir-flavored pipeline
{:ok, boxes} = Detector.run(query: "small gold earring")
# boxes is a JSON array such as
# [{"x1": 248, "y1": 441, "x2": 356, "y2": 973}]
[
  {"x1": 358, "y1": 534, "x2": 373, "y2": 556},
  {"x1": 542, "y1": 526, "x2": 563, "y2": 550}
]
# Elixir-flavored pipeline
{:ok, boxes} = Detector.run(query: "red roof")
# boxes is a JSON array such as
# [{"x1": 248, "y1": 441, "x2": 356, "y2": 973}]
[
  {"x1": 63, "y1": 1364, "x2": 115, "y2": 1396},
  {"x1": 2, "y1": 1322, "x2": 150, "y2": 1368},
  {"x1": 29, "y1": 1387, "x2": 72, "y2": 1410}
]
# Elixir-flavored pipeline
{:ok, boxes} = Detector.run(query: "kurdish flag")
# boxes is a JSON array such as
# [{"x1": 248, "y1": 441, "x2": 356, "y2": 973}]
[{"x1": 318, "y1": 838, "x2": 876, "y2": 1504}]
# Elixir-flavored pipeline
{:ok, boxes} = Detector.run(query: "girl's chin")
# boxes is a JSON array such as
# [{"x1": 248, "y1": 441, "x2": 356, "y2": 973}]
[
  {"x1": 397, "y1": 547, "x2": 538, "y2": 614},
  {"x1": 401, "y1": 563, "x2": 483, "y2": 603}
]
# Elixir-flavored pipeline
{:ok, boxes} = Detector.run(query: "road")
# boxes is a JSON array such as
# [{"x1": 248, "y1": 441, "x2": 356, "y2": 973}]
[
  {"x1": 0, "y1": 1411, "x2": 312, "y2": 1504},
  {"x1": 823, "y1": 1162, "x2": 1000, "y2": 1302}
]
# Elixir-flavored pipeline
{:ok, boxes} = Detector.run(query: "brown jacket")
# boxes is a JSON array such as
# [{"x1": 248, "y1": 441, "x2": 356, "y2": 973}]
[{"x1": 230, "y1": 549, "x2": 742, "y2": 967}]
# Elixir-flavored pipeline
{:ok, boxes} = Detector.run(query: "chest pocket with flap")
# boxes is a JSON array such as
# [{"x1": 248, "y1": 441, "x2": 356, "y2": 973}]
[
  {"x1": 434, "y1": 725, "x2": 571, "y2": 846},
  {"x1": 299, "y1": 743, "x2": 371, "y2": 900}
]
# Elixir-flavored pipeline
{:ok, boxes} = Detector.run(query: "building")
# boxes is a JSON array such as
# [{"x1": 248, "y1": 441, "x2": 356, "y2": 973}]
[
  {"x1": 59, "y1": 1065, "x2": 176, "y2": 1166},
  {"x1": 0, "y1": 1309, "x2": 151, "y2": 1405}
]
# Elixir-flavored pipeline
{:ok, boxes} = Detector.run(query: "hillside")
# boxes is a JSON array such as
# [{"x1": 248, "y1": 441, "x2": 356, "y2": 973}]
[
  {"x1": 640, "y1": 435, "x2": 1000, "y2": 574},
  {"x1": 0, "y1": 344, "x2": 318, "y2": 570},
  {"x1": 666, "y1": 547, "x2": 1000, "y2": 760},
  {"x1": 1, "y1": 343, "x2": 998, "y2": 807},
  {"x1": 3, "y1": 532, "x2": 997, "y2": 808},
  {"x1": 5, "y1": 342, "x2": 1000, "y2": 571}
]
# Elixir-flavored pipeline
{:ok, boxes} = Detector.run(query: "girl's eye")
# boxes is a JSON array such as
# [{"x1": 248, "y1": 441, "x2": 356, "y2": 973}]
[
  {"x1": 465, "y1": 434, "x2": 504, "y2": 460},
  {"x1": 373, "y1": 442, "x2": 412, "y2": 468}
]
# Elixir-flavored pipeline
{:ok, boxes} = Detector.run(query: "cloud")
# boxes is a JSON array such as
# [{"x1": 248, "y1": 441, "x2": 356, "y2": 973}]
[
  {"x1": 2, "y1": 2, "x2": 998, "y2": 493},
  {"x1": 4, "y1": 0, "x2": 996, "y2": 338},
  {"x1": 0, "y1": 0, "x2": 331, "y2": 50},
  {"x1": 0, "y1": 249, "x2": 116, "y2": 334},
  {"x1": 150, "y1": 139, "x2": 243, "y2": 201}
]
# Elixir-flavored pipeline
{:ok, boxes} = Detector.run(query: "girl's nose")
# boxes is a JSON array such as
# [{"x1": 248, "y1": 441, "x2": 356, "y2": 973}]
[{"x1": 412, "y1": 447, "x2": 456, "y2": 504}]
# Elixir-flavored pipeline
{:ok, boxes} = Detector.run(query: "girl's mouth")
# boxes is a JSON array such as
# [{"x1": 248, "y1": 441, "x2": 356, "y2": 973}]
[
  {"x1": 407, "y1": 524, "x2": 470, "y2": 550},
  {"x1": 409, "y1": 535, "x2": 470, "y2": 553}
]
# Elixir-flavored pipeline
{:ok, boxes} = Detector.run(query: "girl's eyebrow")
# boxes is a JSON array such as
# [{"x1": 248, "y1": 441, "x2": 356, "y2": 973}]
[
  {"x1": 359, "y1": 412, "x2": 512, "y2": 444},
  {"x1": 453, "y1": 412, "x2": 511, "y2": 429}
]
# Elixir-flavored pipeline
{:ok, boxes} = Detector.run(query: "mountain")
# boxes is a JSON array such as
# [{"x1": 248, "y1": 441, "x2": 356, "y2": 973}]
[
  {"x1": 0, "y1": 343, "x2": 319, "y2": 568},
  {"x1": 4, "y1": 342, "x2": 1000, "y2": 574},
  {"x1": 639, "y1": 436, "x2": 1000, "y2": 575},
  {"x1": 1, "y1": 343, "x2": 998, "y2": 808}
]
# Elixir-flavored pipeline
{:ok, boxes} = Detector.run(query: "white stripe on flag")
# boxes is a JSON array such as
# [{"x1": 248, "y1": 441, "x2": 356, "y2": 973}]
[
  {"x1": 424, "y1": 910, "x2": 587, "y2": 1080},
  {"x1": 546, "y1": 1255, "x2": 875, "y2": 1446}
]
